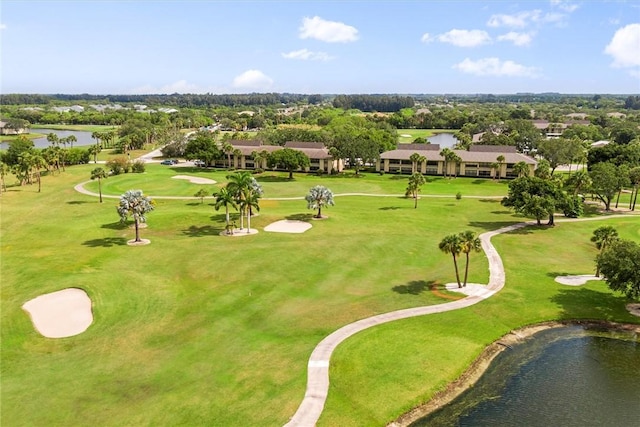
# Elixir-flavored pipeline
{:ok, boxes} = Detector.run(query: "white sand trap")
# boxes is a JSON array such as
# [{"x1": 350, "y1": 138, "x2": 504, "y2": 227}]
[
  {"x1": 219, "y1": 228, "x2": 259, "y2": 237},
  {"x1": 264, "y1": 220, "x2": 312, "y2": 234},
  {"x1": 445, "y1": 283, "x2": 497, "y2": 298},
  {"x1": 400, "y1": 134, "x2": 412, "y2": 138},
  {"x1": 22, "y1": 288, "x2": 93, "y2": 338},
  {"x1": 172, "y1": 175, "x2": 217, "y2": 184},
  {"x1": 127, "y1": 238, "x2": 151, "y2": 246},
  {"x1": 555, "y1": 275, "x2": 602, "y2": 286},
  {"x1": 627, "y1": 303, "x2": 640, "y2": 317}
]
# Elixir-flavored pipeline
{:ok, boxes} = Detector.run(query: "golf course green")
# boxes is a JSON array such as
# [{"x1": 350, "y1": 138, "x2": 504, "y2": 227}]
[{"x1": 1, "y1": 163, "x2": 638, "y2": 426}]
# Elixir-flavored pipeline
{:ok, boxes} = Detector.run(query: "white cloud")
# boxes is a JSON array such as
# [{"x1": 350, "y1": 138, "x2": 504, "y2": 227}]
[
  {"x1": 232, "y1": 69, "x2": 274, "y2": 90},
  {"x1": 281, "y1": 48, "x2": 334, "y2": 61},
  {"x1": 487, "y1": 10, "x2": 541, "y2": 28},
  {"x1": 453, "y1": 57, "x2": 540, "y2": 78},
  {"x1": 0, "y1": 24, "x2": 6, "y2": 30},
  {"x1": 299, "y1": 16, "x2": 359, "y2": 43},
  {"x1": 550, "y1": 0, "x2": 579, "y2": 13},
  {"x1": 497, "y1": 32, "x2": 533, "y2": 46},
  {"x1": 605, "y1": 24, "x2": 640, "y2": 68},
  {"x1": 437, "y1": 29, "x2": 491, "y2": 47},
  {"x1": 420, "y1": 33, "x2": 433, "y2": 43}
]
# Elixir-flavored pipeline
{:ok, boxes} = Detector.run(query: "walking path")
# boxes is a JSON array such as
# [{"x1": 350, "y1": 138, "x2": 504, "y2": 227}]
[{"x1": 283, "y1": 213, "x2": 638, "y2": 427}]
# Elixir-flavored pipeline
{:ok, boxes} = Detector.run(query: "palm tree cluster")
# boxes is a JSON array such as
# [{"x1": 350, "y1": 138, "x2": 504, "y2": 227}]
[
  {"x1": 215, "y1": 171, "x2": 263, "y2": 234},
  {"x1": 438, "y1": 230, "x2": 482, "y2": 288}
]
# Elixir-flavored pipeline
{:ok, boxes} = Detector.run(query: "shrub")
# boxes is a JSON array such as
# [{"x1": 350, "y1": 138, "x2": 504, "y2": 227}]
[
  {"x1": 106, "y1": 156, "x2": 131, "y2": 175},
  {"x1": 131, "y1": 160, "x2": 146, "y2": 173},
  {"x1": 456, "y1": 192, "x2": 462, "y2": 200}
]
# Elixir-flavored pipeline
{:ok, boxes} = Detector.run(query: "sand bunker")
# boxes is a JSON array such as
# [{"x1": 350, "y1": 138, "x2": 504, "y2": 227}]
[
  {"x1": 22, "y1": 288, "x2": 93, "y2": 338},
  {"x1": 554, "y1": 275, "x2": 602, "y2": 286},
  {"x1": 264, "y1": 220, "x2": 312, "y2": 234},
  {"x1": 172, "y1": 175, "x2": 216, "y2": 184},
  {"x1": 400, "y1": 134, "x2": 412, "y2": 138}
]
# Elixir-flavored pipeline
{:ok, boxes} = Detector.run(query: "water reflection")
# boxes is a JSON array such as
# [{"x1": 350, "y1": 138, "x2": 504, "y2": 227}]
[{"x1": 412, "y1": 325, "x2": 640, "y2": 427}]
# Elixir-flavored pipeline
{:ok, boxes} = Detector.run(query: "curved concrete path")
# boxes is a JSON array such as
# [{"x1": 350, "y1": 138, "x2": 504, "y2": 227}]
[
  {"x1": 283, "y1": 221, "x2": 526, "y2": 427},
  {"x1": 283, "y1": 213, "x2": 639, "y2": 427}
]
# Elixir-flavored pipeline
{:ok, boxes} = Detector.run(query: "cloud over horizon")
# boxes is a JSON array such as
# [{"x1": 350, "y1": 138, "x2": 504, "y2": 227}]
[
  {"x1": 454, "y1": 57, "x2": 540, "y2": 78},
  {"x1": 232, "y1": 70, "x2": 274, "y2": 91}
]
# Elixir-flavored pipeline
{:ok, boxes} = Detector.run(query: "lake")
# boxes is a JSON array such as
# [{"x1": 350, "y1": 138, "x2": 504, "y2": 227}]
[
  {"x1": 0, "y1": 128, "x2": 97, "y2": 149},
  {"x1": 411, "y1": 325, "x2": 640, "y2": 427},
  {"x1": 427, "y1": 132, "x2": 459, "y2": 148}
]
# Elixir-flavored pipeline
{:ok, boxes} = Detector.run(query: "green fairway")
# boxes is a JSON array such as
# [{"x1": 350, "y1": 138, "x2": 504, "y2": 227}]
[
  {"x1": 1, "y1": 162, "x2": 638, "y2": 427},
  {"x1": 83, "y1": 166, "x2": 510, "y2": 198}
]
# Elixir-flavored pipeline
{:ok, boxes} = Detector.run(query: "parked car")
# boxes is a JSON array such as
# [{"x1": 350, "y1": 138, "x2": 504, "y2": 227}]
[
  {"x1": 160, "y1": 160, "x2": 174, "y2": 165},
  {"x1": 194, "y1": 160, "x2": 205, "y2": 167},
  {"x1": 171, "y1": 159, "x2": 179, "y2": 164}
]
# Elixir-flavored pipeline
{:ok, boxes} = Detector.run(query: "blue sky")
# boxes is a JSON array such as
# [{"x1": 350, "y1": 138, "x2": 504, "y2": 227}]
[{"x1": 2, "y1": 1, "x2": 639, "y2": 94}]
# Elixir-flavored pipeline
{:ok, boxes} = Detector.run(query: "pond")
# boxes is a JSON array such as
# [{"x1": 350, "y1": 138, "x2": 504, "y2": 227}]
[
  {"x1": 427, "y1": 132, "x2": 459, "y2": 148},
  {"x1": 411, "y1": 325, "x2": 640, "y2": 427},
  {"x1": 0, "y1": 128, "x2": 97, "y2": 149}
]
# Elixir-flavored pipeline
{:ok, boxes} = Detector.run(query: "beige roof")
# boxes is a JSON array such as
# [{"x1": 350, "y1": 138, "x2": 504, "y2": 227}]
[
  {"x1": 284, "y1": 141, "x2": 332, "y2": 159},
  {"x1": 380, "y1": 146, "x2": 536, "y2": 165},
  {"x1": 396, "y1": 143, "x2": 441, "y2": 151}
]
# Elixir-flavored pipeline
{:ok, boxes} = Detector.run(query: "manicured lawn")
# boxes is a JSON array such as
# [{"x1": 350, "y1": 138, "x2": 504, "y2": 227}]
[
  {"x1": 31, "y1": 124, "x2": 119, "y2": 133},
  {"x1": 83, "y1": 166, "x2": 511, "y2": 198},
  {"x1": 1, "y1": 163, "x2": 637, "y2": 426}
]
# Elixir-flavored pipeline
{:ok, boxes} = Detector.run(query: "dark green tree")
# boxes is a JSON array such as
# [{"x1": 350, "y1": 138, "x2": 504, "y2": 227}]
[
  {"x1": 267, "y1": 148, "x2": 310, "y2": 179},
  {"x1": 596, "y1": 239, "x2": 640, "y2": 299}
]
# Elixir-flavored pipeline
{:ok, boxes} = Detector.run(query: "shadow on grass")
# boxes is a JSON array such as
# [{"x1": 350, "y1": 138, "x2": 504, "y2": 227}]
[
  {"x1": 182, "y1": 225, "x2": 224, "y2": 237},
  {"x1": 255, "y1": 175, "x2": 292, "y2": 183},
  {"x1": 392, "y1": 280, "x2": 435, "y2": 295},
  {"x1": 67, "y1": 200, "x2": 92, "y2": 205},
  {"x1": 82, "y1": 237, "x2": 128, "y2": 247},
  {"x1": 379, "y1": 206, "x2": 406, "y2": 211},
  {"x1": 490, "y1": 210, "x2": 513, "y2": 215},
  {"x1": 478, "y1": 199, "x2": 501, "y2": 203},
  {"x1": 286, "y1": 213, "x2": 314, "y2": 221},
  {"x1": 550, "y1": 287, "x2": 629, "y2": 320},
  {"x1": 101, "y1": 221, "x2": 128, "y2": 230},
  {"x1": 547, "y1": 271, "x2": 577, "y2": 278}
]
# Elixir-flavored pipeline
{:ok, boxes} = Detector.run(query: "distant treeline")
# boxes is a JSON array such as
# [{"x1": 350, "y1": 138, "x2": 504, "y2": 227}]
[
  {"x1": 1, "y1": 92, "x2": 637, "y2": 110},
  {"x1": 332, "y1": 94, "x2": 415, "y2": 112},
  {"x1": 0, "y1": 93, "x2": 324, "y2": 107}
]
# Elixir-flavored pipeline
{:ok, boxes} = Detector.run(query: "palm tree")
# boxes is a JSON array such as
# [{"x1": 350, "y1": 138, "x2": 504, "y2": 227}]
[
  {"x1": 405, "y1": 172, "x2": 426, "y2": 208},
  {"x1": 226, "y1": 171, "x2": 254, "y2": 229},
  {"x1": 116, "y1": 190, "x2": 155, "y2": 243},
  {"x1": 450, "y1": 153, "x2": 462, "y2": 178},
  {"x1": 513, "y1": 161, "x2": 530, "y2": 178},
  {"x1": 46, "y1": 132, "x2": 59, "y2": 147},
  {"x1": 0, "y1": 161, "x2": 8, "y2": 193},
  {"x1": 490, "y1": 162, "x2": 499, "y2": 180},
  {"x1": 328, "y1": 146, "x2": 341, "y2": 174},
  {"x1": 91, "y1": 167, "x2": 108, "y2": 203},
  {"x1": 240, "y1": 191, "x2": 261, "y2": 233},
  {"x1": 66, "y1": 135, "x2": 77, "y2": 149},
  {"x1": 214, "y1": 187, "x2": 238, "y2": 235},
  {"x1": 91, "y1": 131, "x2": 104, "y2": 163},
  {"x1": 222, "y1": 141, "x2": 234, "y2": 169},
  {"x1": 590, "y1": 226, "x2": 619, "y2": 276},
  {"x1": 409, "y1": 153, "x2": 421, "y2": 174},
  {"x1": 459, "y1": 230, "x2": 482, "y2": 287},
  {"x1": 305, "y1": 185, "x2": 335, "y2": 218},
  {"x1": 496, "y1": 155, "x2": 505, "y2": 180},
  {"x1": 438, "y1": 234, "x2": 463, "y2": 288},
  {"x1": 439, "y1": 148, "x2": 452, "y2": 178}
]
